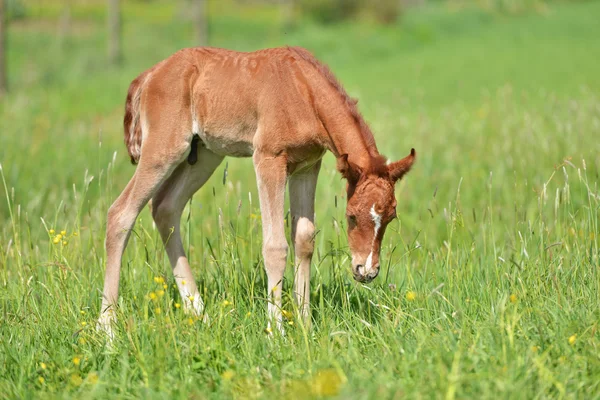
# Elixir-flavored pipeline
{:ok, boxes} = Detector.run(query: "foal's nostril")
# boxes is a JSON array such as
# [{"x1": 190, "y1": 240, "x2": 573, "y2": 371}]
[
  {"x1": 352, "y1": 264, "x2": 366, "y2": 282},
  {"x1": 367, "y1": 266, "x2": 380, "y2": 280}
]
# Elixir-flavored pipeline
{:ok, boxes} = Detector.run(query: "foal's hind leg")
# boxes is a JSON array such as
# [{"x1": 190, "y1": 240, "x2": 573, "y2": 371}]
[
  {"x1": 151, "y1": 146, "x2": 223, "y2": 317},
  {"x1": 98, "y1": 135, "x2": 190, "y2": 338}
]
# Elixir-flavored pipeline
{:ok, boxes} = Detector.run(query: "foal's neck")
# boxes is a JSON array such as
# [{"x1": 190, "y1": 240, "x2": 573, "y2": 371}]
[{"x1": 318, "y1": 98, "x2": 381, "y2": 170}]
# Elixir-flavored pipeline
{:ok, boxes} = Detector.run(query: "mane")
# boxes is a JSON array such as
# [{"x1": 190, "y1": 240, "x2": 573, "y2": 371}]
[{"x1": 288, "y1": 46, "x2": 386, "y2": 173}]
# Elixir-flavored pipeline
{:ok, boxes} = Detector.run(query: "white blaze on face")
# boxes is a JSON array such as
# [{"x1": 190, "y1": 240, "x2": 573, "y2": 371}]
[{"x1": 364, "y1": 204, "x2": 382, "y2": 274}]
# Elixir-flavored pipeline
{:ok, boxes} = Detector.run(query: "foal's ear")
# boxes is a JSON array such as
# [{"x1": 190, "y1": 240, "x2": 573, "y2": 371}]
[
  {"x1": 388, "y1": 148, "x2": 416, "y2": 182},
  {"x1": 337, "y1": 154, "x2": 362, "y2": 184}
]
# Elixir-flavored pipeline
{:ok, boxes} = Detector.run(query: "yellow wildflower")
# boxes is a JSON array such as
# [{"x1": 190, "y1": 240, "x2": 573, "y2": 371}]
[
  {"x1": 288, "y1": 321, "x2": 294, "y2": 326},
  {"x1": 73, "y1": 232, "x2": 78, "y2": 236},
  {"x1": 282, "y1": 310, "x2": 293, "y2": 319},
  {"x1": 63, "y1": 241, "x2": 68, "y2": 246},
  {"x1": 154, "y1": 276, "x2": 164, "y2": 284},
  {"x1": 246, "y1": 312, "x2": 252, "y2": 317},
  {"x1": 188, "y1": 295, "x2": 195, "y2": 302},
  {"x1": 70, "y1": 374, "x2": 82, "y2": 386},
  {"x1": 40, "y1": 362, "x2": 47, "y2": 370},
  {"x1": 72, "y1": 357, "x2": 81, "y2": 366},
  {"x1": 510, "y1": 294, "x2": 518, "y2": 303},
  {"x1": 53, "y1": 237, "x2": 60, "y2": 245},
  {"x1": 149, "y1": 292, "x2": 157, "y2": 301},
  {"x1": 157, "y1": 290, "x2": 165, "y2": 297},
  {"x1": 38, "y1": 376, "x2": 45, "y2": 384},
  {"x1": 81, "y1": 321, "x2": 87, "y2": 327},
  {"x1": 49, "y1": 229, "x2": 55, "y2": 235},
  {"x1": 163, "y1": 284, "x2": 167, "y2": 290},
  {"x1": 406, "y1": 291, "x2": 417, "y2": 301},
  {"x1": 78, "y1": 337, "x2": 86, "y2": 345},
  {"x1": 181, "y1": 280, "x2": 186, "y2": 286},
  {"x1": 175, "y1": 303, "x2": 181, "y2": 309},
  {"x1": 265, "y1": 326, "x2": 273, "y2": 335},
  {"x1": 221, "y1": 370, "x2": 235, "y2": 381},
  {"x1": 80, "y1": 310, "x2": 85, "y2": 315},
  {"x1": 187, "y1": 318, "x2": 194, "y2": 326},
  {"x1": 222, "y1": 300, "x2": 231, "y2": 307},
  {"x1": 568, "y1": 334, "x2": 577, "y2": 345},
  {"x1": 310, "y1": 368, "x2": 346, "y2": 397},
  {"x1": 87, "y1": 372, "x2": 99, "y2": 385},
  {"x1": 154, "y1": 307, "x2": 161, "y2": 314},
  {"x1": 60, "y1": 230, "x2": 67, "y2": 236}
]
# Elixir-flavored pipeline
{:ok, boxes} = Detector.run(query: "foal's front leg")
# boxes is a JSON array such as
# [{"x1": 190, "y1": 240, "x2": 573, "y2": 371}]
[
  {"x1": 253, "y1": 152, "x2": 288, "y2": 333},
  {"x1": 289, "y1": 161, "x2": 320, "y2": 327}
]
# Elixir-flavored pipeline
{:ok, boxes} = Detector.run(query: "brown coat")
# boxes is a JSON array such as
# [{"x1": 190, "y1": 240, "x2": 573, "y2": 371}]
[{"x1": 98, "y1": 46, "x2": 415, "y2": 337}]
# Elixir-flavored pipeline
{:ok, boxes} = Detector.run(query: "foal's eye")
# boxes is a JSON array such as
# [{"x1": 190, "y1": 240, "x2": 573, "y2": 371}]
[{"x1": 347, "y1": 215, "x2": 357, "y2": 224}]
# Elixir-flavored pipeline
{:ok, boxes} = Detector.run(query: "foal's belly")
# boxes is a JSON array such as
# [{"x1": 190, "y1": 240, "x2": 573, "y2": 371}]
[{"x1": 195, "y1": 123, "x2": 255, "y2": 158}]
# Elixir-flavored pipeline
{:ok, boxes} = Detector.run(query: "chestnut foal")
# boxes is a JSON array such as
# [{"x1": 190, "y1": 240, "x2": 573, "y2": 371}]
[{"x1": 98, "y1": 46, "x2": 415, "y2": 337}]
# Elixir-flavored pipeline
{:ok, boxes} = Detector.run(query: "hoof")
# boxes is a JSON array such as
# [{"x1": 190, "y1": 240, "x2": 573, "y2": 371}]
[
  {"x1": 183, "y1": 294, "x2": 207, "y2": 322},
  {"x1": 97, "y1": 313, "x2": 116, "y2": 342}
]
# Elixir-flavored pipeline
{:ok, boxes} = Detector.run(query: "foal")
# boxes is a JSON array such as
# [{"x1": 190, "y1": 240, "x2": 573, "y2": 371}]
[{"x1": 98, "y1": 46, "x2": 415, "y2": 336}]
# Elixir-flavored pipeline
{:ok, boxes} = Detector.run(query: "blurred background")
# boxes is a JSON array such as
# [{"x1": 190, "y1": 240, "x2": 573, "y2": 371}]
[
  {"x1": 0, "y1": 0, "x2": 598, "y2": 270},
  {"x1": 1, "y1": 0, "x2": 599, "y2": 277},
  {"x1": 1, "y1": 0, "x2": 598, "y2": 222}
]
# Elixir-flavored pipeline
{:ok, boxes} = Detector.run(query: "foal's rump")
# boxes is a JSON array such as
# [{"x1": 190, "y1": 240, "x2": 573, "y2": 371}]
[{"x1": 123, "y1": 52, "x2": 197, "y2": 165}]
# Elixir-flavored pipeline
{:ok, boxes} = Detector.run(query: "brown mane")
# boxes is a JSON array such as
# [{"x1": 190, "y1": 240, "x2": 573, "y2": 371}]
[{"x1": 287, "y1": 46, "x2": 386, "y2": 172}]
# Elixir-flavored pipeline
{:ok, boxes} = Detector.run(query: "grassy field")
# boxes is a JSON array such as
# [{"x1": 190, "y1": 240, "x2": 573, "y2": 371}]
[{"x1": 1, "y1": 1, "x2": 600, "y2": 398}]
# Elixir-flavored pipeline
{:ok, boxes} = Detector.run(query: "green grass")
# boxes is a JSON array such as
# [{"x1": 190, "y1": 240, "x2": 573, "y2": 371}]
[{"x1": 1, "y1": 1, "x2": 600, "y2": 398}]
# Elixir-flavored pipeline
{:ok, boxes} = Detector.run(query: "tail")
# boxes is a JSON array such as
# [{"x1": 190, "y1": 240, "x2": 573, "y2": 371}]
[{"x1": 123, "y1": 64, "x2": 161, "y2": 164}]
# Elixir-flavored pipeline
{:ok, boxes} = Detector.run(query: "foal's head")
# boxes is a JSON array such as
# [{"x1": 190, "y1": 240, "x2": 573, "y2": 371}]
[{"x1": 337, "y1": 149, "x2": 416, "y2": 283}]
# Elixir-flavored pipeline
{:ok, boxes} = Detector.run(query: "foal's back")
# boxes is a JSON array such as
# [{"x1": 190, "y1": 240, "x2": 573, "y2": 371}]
[{"x1": 136, "y1": 47, "x2": 327, "y2": 160}]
